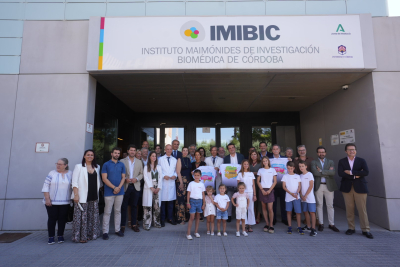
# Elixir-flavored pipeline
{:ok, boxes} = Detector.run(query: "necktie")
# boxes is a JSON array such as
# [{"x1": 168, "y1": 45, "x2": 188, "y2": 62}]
[
  {"x1": 212, "y1": 157, "x2": 216, "y2": 165},
  {"x1": 174, "y1": 150, "x2": 177, "y2": 158},
  {"x1": 167, "y1": 157, "x2": 170, "y2": 166}
]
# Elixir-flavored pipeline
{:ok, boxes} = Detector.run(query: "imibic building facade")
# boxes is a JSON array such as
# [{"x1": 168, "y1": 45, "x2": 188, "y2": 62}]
[{"x1": 1, "y1": 0, "x2": 400, "y2": 231}]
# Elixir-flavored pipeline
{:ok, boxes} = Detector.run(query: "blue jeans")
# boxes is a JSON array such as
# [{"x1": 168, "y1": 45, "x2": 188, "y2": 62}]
[
  {"x1": 161, "y1": 201, "x2": 174, "y2": 222},
  {"x1": 216, "y1": 210, "x2": 228, "y2": 220},
  {"x1": 286, "y1": 199, "x2": 302, "y2": 214},
  {"x1": 301, "y1": 202, "x2": 316, "y2": 213},
  {"x1": 189, "y1": 199, "x2": 203, "y2": 214}
]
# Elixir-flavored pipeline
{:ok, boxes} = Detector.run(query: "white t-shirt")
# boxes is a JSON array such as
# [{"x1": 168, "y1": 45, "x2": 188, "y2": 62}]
[
  {"x1": 214, "y1": 194, "x2": 230, "y2": 211},
  {"x1": 230, "y1": 154, "x2": 238, "y2": 164},
  {"x1": 257, "y1": 168, "x2": 277, "y2": 189},
  {"x1": 237, "y1": 172, "x2": 255, "y2": 192},
  {"x1": 281, "y1": 174, "x2": 301, "y2": 202},
  {"x1": 187, "y1": 181, "x2": 205, "y2": 200},
  {"x1": 300, "y1": 172, "x2": 316, "y2": 203}
]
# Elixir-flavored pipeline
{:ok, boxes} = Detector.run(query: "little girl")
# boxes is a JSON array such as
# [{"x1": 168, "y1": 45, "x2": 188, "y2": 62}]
[
  {"x1": 237, "y1": 160, "x2": 256, "y2": 232},
  {"x1": 204, "y1": 186, "x2": 216, "y2": 235},
  {"x1": 214, "y1": 184, "x2": 230, "y2": 236},
  {"x1": 231, "y1": 182, "x2": 250, "y2": 237}
]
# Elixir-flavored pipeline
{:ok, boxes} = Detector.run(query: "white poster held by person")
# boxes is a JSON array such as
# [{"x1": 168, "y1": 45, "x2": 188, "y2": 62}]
[
  {"x1": 219, "y1": 164, "x2": 242, "y2": 188},
  {"x1": 197, "y1": 166, "x2": 217, "y2": 189},
  {"x1": 270, "y1": 158, "x2": 289, "y2": 184}
]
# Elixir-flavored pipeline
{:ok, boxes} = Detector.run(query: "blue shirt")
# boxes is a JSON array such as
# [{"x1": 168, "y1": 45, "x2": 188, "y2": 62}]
[{"x1": 102, "y1": 160, "x2": 126, "y2": 197}]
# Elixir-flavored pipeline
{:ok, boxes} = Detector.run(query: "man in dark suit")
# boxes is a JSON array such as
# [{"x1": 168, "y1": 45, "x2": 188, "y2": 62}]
[
  {"x1": 171, "y1": 139, "x2": 182, "y2": 159},
  {"x1": 223, "y1": 142, "x2": 244, "y2": 222},
  {"x1": 311, "y1": 146, "x2": 339, "y2": 232},
  {"x1": 338, "y1": 143, "x2": 373, "y2": 239},
  {"x1": 259, "y1": 141, "x2": 273, "y2": 159}
]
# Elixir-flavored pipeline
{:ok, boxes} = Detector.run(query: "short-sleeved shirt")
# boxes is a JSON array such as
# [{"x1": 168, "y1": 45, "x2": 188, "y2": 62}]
[
  {"x1": 237, "y1": 172, "x2": 255, "y2": 193},
  {"x1": 102, "y1": 160, "x2": 126, "y2": 197},
  {"x1": 257, "y1": 168, "x2": 277, "y2": 189},
  {"x1": 232, "y1": 192, "x2": 249, "y2": 200},
  {"x1": 300, "y1": 172, "x2": 316, "y2": 203},
  {"x1": 187, "y1": 181, "x2": 205, "y2": 200},
  {"x1": 205, "y1": 194, "x2": 215, "y2": 204},
  {"x1": 214, "y1": 194, "x2": 230, "y2": 211},
  {"x1": 282, "y1": 174, "x2": 301, "y2": 202}
]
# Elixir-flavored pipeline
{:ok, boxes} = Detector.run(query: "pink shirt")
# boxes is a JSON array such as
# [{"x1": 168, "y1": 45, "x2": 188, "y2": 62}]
[{"x1": 205, "y1": 195, "x2": 214, "y2": 204}]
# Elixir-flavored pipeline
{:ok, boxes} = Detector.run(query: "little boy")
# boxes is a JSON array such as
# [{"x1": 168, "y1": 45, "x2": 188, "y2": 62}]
[
  {"x1": 299, "y1": 160, "x2": 317, "y2": 237},
  {"x1": 214, "y1": 184, "x2": 230, "y2": 236},
  {"x1": 282, "y1": 161, "x2": 303, "y2": 235},
  {"x1": 186, "y1": 170, "x2": 206, "y2": 240}
]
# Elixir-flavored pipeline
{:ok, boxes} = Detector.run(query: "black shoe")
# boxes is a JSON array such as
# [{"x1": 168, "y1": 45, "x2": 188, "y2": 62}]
[
  {"x1": 102, "y1": 233, "x2": 109, "y2": 240},
  {"x1": 345, "y1": 229, "x2": 355, "y2": 235},
  {"x1": 273, "y1": 219, "x2": 276, "y2": 225},
  {"x1": 362, "y1": 231, "x2": 374, "y2": 239},
  {"x1": 161, "y1": 221, "x2": 166, "y2": 227},
  {"x1": 318, "y1": 224, "x2": 324, "y2": 232},
  {"x1": 115, "y1": 231, "x2": 124, "y2": 237},
  {"x1": 302, "y1": 225, "x2": 311, "y2": 231},
  {"x1": 310, "y1": 228, "x2": 317, "y2": 237},
  {"x1": 167, "y1": 219, "x2": 177, "y2": 225},
  {"x1": 282, "y1": 220, "x2": 288, "y2": 226},
  {"x1": 120, "y1": 226, "x2": 125, "y2": 234},
  {"x1": 263, "y1": 225, "x2": 269, "y2": 232},
  {"x1": 227, "y1": 216, "x2": 232, "y2": 222}
]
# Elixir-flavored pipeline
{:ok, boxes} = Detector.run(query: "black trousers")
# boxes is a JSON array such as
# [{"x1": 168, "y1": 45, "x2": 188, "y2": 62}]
[
  {"x1": 121, "y1": 184, "x2": 140, "y2": 226},
  {"x1": 161, "y1": 201, "x2": 174, "y2": 222},
  {"x1": 45, "y1": 204, "x2": 69, "y2": 237},
  {"x1": 273, "y1": 187, "x2": 287, "y2": 221}
]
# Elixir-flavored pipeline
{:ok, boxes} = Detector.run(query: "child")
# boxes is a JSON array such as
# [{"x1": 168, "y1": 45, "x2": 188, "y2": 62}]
[
  {"x1": 282, "y1": 161, "x2": 304, "y2": 235},
  {"x1": 237, "y1": 160, "x2": 256, "y2": 232},
  {"x1": 214, "y1": 184, "x2": 230, "y2": 236},
  {"x1": 186, "y1": 170, "x2": 206, "y2": 240},
  {"x1": 231, "y1": 182, "x2": 250, "y2": 237},
  {"x1": 257, "y1": 157, "x2": 277, "y2": 233},
  {"x1": 299, "y1": 161, "x2": 317, "y2": 237},
  {"x1": 204, "y1": 185, "x2": 216, "y2": 235}
]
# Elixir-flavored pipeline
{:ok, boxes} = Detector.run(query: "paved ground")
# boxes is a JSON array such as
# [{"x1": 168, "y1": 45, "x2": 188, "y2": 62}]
[{"x1": 0, "y1": 207, "x2": 399, "y2": 267}]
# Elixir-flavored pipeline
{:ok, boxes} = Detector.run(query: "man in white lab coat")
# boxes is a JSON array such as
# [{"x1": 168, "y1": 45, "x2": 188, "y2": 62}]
[{"x1": 158, "y1": 144, "x2": 177, "y2": 227}]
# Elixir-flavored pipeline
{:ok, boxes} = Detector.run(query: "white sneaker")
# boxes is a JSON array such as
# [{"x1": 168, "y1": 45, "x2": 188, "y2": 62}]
[
  {"x1": 217, "y1": 232, "x2": 221, "y2": 236},
  {"x1": 195, "y1": 233, "x2": 200, "y2": 238},
  {"x1": 207, "y1": 231, "x2": 210, "y2": 235},
  {"x1": 223, "y1": 232, "x2": 228, "y2": 236},
  {"x1": 211, "y1": 232, "x2": 214, "y2": 236},
  {"x1": 236, "y1": 231, "x2": 240, "y2": 237},
  {"x1": 187, "y1": 235, "x2": 193, "y2": 240},
  {"x1": 242, "y1": 231, "x2": 248, "y2": 237}
]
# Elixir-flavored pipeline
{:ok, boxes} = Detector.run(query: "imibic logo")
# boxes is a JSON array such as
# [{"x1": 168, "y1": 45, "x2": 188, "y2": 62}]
[
  {"x1": 180, "y1": 21, "x2": 205, "y2": 42},
  {"x1": 338, "y1": 45, "x2": 347, "y2": 55}
]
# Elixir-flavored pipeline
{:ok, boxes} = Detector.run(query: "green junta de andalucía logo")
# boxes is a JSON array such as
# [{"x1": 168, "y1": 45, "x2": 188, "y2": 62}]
[{"x1": 336, "y1": 24, "x2": 345, "y2": 33}]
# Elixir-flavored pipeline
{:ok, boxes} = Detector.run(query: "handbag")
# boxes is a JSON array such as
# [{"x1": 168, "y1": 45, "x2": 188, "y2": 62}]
[
  {"x1": 67, "y1": 202, "x2": 74, "y2": 222},
  {"x1": 98, "y1": 187, "x2": 105, "y2": 215}
]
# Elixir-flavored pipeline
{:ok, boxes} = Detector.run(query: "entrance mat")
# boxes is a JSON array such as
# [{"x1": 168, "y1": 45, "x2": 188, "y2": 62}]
[{"x1": 0, "y1": 233, "x2": 31, "y2": 243}]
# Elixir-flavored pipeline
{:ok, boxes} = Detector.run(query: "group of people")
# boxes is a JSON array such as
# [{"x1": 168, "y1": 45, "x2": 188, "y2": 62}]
[{"x1": 42, "y1": 139, "x2": 373, "y2": 244}]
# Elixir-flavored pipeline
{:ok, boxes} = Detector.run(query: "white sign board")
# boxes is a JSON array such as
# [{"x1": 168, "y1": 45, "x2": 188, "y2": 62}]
[
  {"x1": 86, "y1": 123, "x2": 94, "y2": 134},
  {"x1": 331, "y1": 134, "x2": 339, "y2": 145},
  {"x1": 35, "y1": 142, "x2": 50, "y2": 153},
  {"x1": 339, "y1": 129, "x2": 355, "y2": 144},
  {"x1": 96, "y1": 16, "x2": 364, "y2": 71},
  {"x1": 220, "y1": 164, "x2": 242, "y2": 188},
  {"x1": 197, "y1": 166, "x2": 217, "y2": 189},
  {"x1": 202, "y1": 127, "x2": 210, "y2": 133}
]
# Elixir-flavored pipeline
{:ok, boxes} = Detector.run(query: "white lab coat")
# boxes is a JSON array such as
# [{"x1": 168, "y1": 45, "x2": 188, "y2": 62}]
[
  {"x1": 142, "y1": 165, "x2": 163, "y2": 207},
  {"x1": 158, "y1": 155, "x2": 177, "y2": 201}
]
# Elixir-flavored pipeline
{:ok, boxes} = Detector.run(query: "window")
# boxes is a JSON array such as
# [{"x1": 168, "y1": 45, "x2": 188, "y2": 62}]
[
  {"x1": 220, "y1": 127, "x2": 240, "y2": 155},
  {"x1": 252, "y1": 127, "x2": 272, "y2": 152},
  {"x1": 165, "y1": 127, "x2": 184, "y2": 150},
  {"x1": 196, "y1": 127, "x2": 216, "y2": 157}
]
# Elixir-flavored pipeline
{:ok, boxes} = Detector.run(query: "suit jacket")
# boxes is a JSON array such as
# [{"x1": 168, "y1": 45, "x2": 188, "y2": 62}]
[
  {"x1": 71, "y1": 163, "x2": 102, "y2": 204},
  {"x1": 120, "y1": 157, "x2": 144, "y2": 191},
  {"x1": 259, "y1": 151, "x2": 273, "y2": 159},
  {"x1": 311, "y1": 158, "x2": 338, "y2": 192},
  {"x1": 338, "y1": 157, "x2": 369, "y2": 193},
  {"x1": 205, "y1": 156, "x2": 223, "y2": 168},
  {"x1": 172, "y1": 150, "x2": 182, "y2": 160},
  {"x1": 224, "y1": 153, "x2": 245, "y2": 164}
]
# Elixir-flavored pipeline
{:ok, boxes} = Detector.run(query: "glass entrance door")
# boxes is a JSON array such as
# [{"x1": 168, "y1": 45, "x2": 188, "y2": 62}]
[
  {"x1": 220, "y1": 127, "x2": 240, "y2": 155},
  {"x1": 196, "y1": 127, "x2": 216, "y2": 157},
  {"x1": 165, "y1": 127, "x2": 184, "y2": 150}
]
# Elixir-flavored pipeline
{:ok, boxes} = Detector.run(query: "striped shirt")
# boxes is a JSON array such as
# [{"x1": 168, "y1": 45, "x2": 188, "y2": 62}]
[{"x1": 41, "y1": 170, "x2": 72, "y2": 205}]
